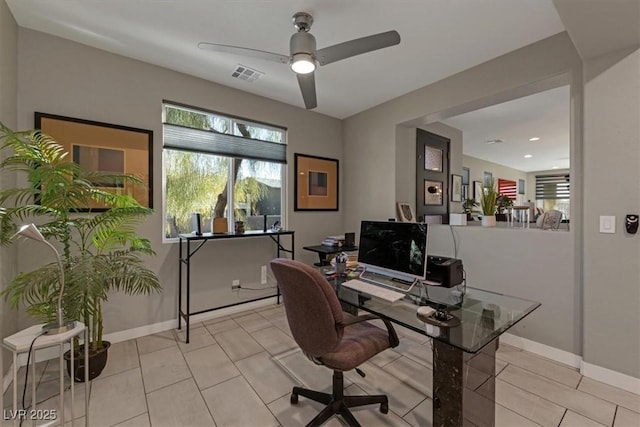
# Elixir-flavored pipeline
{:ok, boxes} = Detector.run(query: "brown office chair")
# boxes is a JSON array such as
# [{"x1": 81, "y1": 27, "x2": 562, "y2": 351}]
[{"x1": 270, "y1": 258, "x2": 399, "y2": 427}]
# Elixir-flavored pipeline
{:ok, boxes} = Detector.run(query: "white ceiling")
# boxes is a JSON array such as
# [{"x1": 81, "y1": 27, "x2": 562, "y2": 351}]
[
  {"x1": 6, "y1": 0, "x2": 565, "y2": 119},
  {"x1": 443, "y1": 86, "x2": 570, "y2": 172}
]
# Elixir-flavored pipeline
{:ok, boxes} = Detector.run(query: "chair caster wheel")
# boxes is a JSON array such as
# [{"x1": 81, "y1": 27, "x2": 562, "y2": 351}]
[
  {"x1": 290, "y1": 393, "x2": 299, "y2": 404},
  {"x1": 380, "y1": 403, "x2": 388, "y2": 414}
]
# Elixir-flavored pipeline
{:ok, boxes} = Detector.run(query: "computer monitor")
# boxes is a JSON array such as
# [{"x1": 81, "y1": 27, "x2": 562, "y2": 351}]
[{"x1": 357, "y1": 220, "x2": 428, "y2": 282}]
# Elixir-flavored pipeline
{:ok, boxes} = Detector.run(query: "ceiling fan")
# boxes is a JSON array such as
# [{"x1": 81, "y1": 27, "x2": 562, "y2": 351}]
[{"x1": 198, "y1": 12, "x2": 401, "y2": 109}]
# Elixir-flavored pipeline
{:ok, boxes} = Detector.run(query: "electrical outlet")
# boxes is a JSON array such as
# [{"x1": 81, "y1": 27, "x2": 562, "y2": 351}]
[
  {"x1": 261, "y1": 265, "x2": 267, "y2": 285},
  {"x1": 231, "y1": 279, "x2": 240, "y2": 290}
]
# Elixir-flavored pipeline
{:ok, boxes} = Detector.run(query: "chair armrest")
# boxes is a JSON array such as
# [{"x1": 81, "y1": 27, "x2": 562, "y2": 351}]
[{"x1": 338, "y1": 314, "x2": 399, "y2": 348}]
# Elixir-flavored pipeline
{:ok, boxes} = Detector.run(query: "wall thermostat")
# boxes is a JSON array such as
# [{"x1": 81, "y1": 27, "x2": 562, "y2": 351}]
[{"x1": 625, "y1": 215, "x2": 638, "y2": 234}]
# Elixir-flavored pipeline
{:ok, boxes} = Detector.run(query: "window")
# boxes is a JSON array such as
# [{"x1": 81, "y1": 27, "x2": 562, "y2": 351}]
[
  {"x1": 535, "y1": 173, "x2": 570, "y2": 220},
  {"x1": 163, "y1": 103, "x2": 286, "y2": 239}
]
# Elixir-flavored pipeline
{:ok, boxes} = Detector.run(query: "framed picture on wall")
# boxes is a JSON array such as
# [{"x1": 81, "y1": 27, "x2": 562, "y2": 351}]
[
  {"x1": 35, "y1": 112, "x2": 153, "y2": 211},
  {"x1": 483, "y1": 171, "x2": 493, "y2": 187},
  {"x1": 473, "y1": 181, "x2": 484, "y2": 203},
  {"x1": 294, "y1": 153, "x2": 339, "y2": 211},
  {"x1": 424, "y1": 180, "x2": 443, "y2": 205},
  {"x1": 451, "y1": 174, "x2": 462, "y2": 202},
  {"x1": 518, "y1": 179, "x2": 525, "y2": 194},
  {"x1": 462, "y1": 167, "x2": 470, "y2": 185}
]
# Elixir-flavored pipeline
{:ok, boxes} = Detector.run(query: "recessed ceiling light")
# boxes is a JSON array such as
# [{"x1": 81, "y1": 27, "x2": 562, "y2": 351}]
[
  {"x1": 551, "y1": 166, "x2": 559, "y2": 169},
  {"x1": 485, "y1": 139, "x2": 504, "y2": 144},
  {"x1": 529, "y1": 137, "x2": 540, "y2": 141},
  {"x1": 524, "y1": 154, "x2": 533, "y2": 158}
]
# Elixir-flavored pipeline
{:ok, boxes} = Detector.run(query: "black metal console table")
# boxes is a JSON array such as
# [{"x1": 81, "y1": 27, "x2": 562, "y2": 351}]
[{"x1": 178, "y1": 230, "x2": 294, "y2": 343}]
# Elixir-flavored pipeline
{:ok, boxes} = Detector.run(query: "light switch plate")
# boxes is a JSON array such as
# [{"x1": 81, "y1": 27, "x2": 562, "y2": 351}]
[{"x1": 599, "y1": 215, "x2": 616, "y2": 233}]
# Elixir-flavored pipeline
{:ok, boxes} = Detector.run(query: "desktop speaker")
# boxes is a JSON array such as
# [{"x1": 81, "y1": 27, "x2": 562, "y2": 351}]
[
  {"x1": 191, "y1": 213, "x2": 202, "y2": 235},
  {"x1": 344, "y1": 232, "x2": 355, "y2": 247}
]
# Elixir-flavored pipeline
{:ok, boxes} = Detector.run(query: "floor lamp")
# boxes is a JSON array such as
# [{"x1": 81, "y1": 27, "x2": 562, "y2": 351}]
[{"x1": 17, "y1": 224, "x2": 75, "y2": 334}]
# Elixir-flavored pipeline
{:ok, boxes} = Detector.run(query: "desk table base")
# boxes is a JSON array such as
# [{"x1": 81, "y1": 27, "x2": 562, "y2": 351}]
[{"x1": 433, "y1": 338, "x2": 497, "y2": 427}]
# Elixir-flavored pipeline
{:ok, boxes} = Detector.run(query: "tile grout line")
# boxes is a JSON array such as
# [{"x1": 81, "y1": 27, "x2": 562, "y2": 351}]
[{"x1": 497, "y1": 367, "x2": 614, "y2": 426}]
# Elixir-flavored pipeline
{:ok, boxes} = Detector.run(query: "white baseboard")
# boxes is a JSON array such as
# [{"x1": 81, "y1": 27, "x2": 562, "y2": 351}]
[
  {"x1": 581, "y1": 361, "x2": 640, "y2": 395},
  {"x1": 2, "y1": 297, "x2": 279, "y2": 393},
  {"x1": 501, "y1": 333, "x2": 640, "y2": 394},
  {"x1": 103, "y1": 296, "x2": 278, "y2": 343},
  {"x1": 501, "y1": 333, "x2": 583, "y2": 368}
]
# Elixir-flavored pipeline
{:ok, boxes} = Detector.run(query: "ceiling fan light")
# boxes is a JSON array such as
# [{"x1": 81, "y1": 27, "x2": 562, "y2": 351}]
[{"x1": 291, "y1": 53, "x2": 316, "y2": 74}]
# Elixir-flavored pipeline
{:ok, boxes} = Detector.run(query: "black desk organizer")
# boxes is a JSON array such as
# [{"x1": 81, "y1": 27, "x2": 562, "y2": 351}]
[{"x1": 417, "y1": 311, "x2": 461, "y2": 328}]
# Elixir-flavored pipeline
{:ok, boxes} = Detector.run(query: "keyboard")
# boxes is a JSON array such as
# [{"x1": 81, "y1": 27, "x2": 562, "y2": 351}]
[{"x1": 341, "y1": 279, "x2": 405, "y2": 302}]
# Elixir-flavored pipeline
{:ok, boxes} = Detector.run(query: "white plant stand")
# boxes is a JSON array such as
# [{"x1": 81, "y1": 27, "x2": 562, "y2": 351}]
[{"x1": 1, "y1": 322, "x2": 89, "y2": 426}]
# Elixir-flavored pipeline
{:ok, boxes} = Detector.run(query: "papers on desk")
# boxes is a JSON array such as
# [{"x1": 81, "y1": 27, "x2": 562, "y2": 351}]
[{"x1": 322, "y1": 235, "x2": 345, "y2": 247}]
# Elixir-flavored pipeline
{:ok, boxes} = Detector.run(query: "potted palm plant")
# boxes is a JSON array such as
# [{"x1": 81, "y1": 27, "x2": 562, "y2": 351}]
[
  {"x1": 480, "y1": 179, "x2": 498, "y2": 227},
  {"x1": 495, "y1": 194, "x2": 514, "y2": 221},
  {"x1": 0, "y1": 123, "x2": 161, "y2": 381}
]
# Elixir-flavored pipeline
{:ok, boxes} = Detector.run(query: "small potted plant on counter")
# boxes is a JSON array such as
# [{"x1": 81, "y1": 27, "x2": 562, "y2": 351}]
[
  {"x1": 462, "y1": 199, "x2": 479, "y2": 221},
  {"x1": 495, "y1": 194, "x2": 514, "y2": 222},
  {"x1": 480, "y1": 179, "x2": 498, "y2": 227}
]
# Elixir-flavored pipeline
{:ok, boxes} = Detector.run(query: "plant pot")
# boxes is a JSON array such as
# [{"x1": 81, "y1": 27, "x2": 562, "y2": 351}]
[
  {"x1": 64, "y1": 341, "x2": 111, "y2": 382},
  {"x1": 495, "y1": 213, "x2": 508, "y2": 222},
  {"x1": 481, "y1": 215, "x2": 496, "y2": 227}
]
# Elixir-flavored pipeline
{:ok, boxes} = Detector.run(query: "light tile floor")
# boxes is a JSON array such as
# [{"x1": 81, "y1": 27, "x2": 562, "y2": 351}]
[{"x1": 3, "y1": 304, "x2": 639, "y2": 426}]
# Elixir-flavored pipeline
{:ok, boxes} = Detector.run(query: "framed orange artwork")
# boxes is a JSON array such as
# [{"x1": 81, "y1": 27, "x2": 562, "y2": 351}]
[
  {"x1": 35, "y1": 112, "x2": 153, "y2": 211},
  {"x1": 294, "y1": 153, "x2": 339, "y2": 211}
]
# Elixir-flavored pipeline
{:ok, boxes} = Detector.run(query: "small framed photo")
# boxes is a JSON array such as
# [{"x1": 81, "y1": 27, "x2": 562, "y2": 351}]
[
  {"x1": 396, "y1": 202, "x2": 416, "y2": 222},
  {"x1": 424, "y1": 180, "x2": 443, "y2": 205},
  {"x1": 518, "y1": 179, "x2": 525, "y2": 195},
  {"x1": 451, "y1": 174, "x2": 462, "y2": 202}
]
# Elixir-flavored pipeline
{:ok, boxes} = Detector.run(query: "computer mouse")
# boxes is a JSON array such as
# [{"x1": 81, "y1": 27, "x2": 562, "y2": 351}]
[{"x1": 417, "y1": 306, "x2": 435, "y2": 318}]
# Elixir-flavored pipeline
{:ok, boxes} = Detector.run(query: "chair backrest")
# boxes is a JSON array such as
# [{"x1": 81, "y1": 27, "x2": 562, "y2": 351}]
[
  {"x1": 270, "y1": 258, "x2": 345, "y2": 357},
  {"x1": 539, "y1": 210, "x2": 563, "y2": 230}
]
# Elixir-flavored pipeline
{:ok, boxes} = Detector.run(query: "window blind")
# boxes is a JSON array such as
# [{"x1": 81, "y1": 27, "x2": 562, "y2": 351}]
[
  {"x1": 163, "y1": 123, "x2": 287, "y2": 164},
  {"x1": 535, "y1": 174, "x2": 570, "y2": 200}
]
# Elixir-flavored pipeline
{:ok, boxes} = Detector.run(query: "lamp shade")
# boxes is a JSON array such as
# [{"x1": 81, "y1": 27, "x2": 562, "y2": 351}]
[
  {"x1": 290, "y1": 53, "x2": 316, "y2": 74},
  {"x1": 17, "y1": 223, "x2": 46, "y2": 242}
]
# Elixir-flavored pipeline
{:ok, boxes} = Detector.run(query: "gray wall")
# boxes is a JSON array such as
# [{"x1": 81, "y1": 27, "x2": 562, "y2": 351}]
[
  {"x1": 0, "y1": 0, "x2": 18, "y2": 379},
  {"x1": 15, "y1": 28, "x2": 343, "y2": 335},
  {"x1": 428, "y1": 225, "x2": 577, "y2": 353},
  {"x1": 343, "y1": 32, "x2": 585, "y2": 358},
  {"x1": 582, "y1": 47, "x2": 640, "y2": 378}
]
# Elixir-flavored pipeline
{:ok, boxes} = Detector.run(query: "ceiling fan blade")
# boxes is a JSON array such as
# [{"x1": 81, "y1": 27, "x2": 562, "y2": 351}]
[
  {"x1": 316, "y1": 30, "x2": 400, "y2": 66},
  {"x1": 297, "y1": 72, "x2": 317, "y2": 109},
  {"x1": 198, "y1": 42, "x2": 289, "y2": 64}
]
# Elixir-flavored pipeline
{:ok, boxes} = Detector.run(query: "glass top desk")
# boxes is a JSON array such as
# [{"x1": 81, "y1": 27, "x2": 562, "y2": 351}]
[{"x1": 332, "y1": 277, "x2": 540, "y2": 427}]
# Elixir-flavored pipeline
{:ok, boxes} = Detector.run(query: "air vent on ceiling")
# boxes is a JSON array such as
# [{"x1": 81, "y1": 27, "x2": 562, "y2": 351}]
[
  {"x1": 231, "y1": 65, "x2": 264, "y2": 82},
  {"x1": 485, "y1": 139, "x2": 504, "y2": 145}
]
